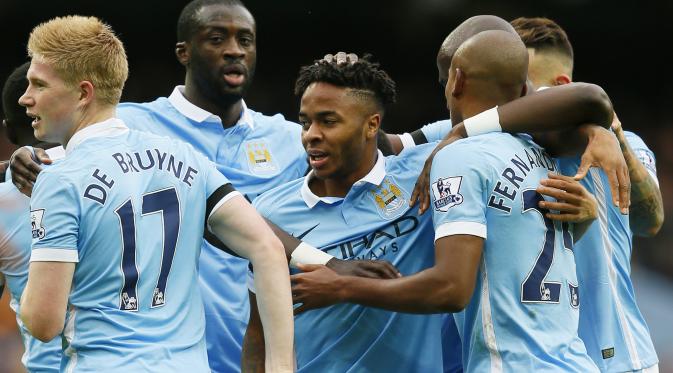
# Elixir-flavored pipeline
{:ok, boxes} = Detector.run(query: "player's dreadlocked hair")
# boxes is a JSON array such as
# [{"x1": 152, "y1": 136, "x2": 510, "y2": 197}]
[
  {"x1": 177, "y1": 0, "x2": 248, "y2": 42},
  {"x1": 294, "y1": 55, "x2": 397, "y2": 114}
]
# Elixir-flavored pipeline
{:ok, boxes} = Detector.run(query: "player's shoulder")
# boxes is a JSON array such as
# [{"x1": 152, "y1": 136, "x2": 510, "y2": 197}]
[
  {"x1": 117, "y1": 97, "x2": 170, "y2": 115},
  {"x1": 389, "y1": 142, "x2": 436, "y2": 171},
  {"x1": 249, "y1": 108, "x2": 301, "y2": 133},
  {"x1": 252, "y1": 177, "x2": 304, "y2": 214},
  {"x1": 623, "y1": 130, "x2": 652, "y2": 151}
]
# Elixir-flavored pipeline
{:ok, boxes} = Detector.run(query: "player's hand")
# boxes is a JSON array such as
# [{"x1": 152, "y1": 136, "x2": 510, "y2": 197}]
[
  {"x1": 321, "y1": 52, "x2": 358, "y2": 65},
  {"x1": 10, "y1": 147, "x2": 51, "y2": 197},
  {"x1": 0, "y1": 160, "x2": 8, "y2": 181},
  {"x1": 574, "y1": 126, "x2": 629, "y2": 214},
  {"x1": 410, "y1": 127, "x2": 465, "y2": 214},
  {"x1": 325, "y1": 258, "x2": 400, "y2": 279},
  {"x1": 291, "y1": 264, "x2": 343, "y2": 314},
  {"x1": 537, "y1": 173, "x2": 598, "y2": 223}
]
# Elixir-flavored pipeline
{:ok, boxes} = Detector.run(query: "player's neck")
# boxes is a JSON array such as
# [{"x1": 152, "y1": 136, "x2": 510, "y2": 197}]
[
  {"x1": 312, "y1": 150, "x2": 378, "y2": 198},
  {"x1": 182, "y1": 83, "x2": 243, "y2": 128},
  {"x1": 62, "y1": 105, "x2": 116, "y2": 147}
]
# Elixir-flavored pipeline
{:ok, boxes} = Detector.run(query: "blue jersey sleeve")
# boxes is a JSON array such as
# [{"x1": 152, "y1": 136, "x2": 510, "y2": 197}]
[
  {"x1": 624, "y1": 131, "x2": 658, "y2": 183},
  {"x1": 430, "y1": 140, "x2": 490, "y2": 241},
  {"x1": 30, "y1": 170, "x2": 80, "y2": 263},
  {"x1": 420, "y1": 119, "x2": 452, "y2": 143}
]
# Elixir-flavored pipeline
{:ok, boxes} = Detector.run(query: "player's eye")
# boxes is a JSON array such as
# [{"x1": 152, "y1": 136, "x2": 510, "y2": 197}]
[{"x1": 239, "y1": 35, "x2": 254, "y2": 47}]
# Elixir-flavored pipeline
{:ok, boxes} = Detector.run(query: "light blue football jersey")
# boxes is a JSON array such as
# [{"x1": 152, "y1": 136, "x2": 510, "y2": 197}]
[
  {"x1": 1, "y1": 184, "x2": 62, "y2": 372},
  {"x1": 116, "y1": 86, "x2": 307, "y2": 372},
  {"x1": 253, "y1": 146, "x2": 444, "y2": 372},
  {"x1": 29, "y1": 119, "x2": 236, "y2": 372},
  {"x1": 0, "y1": 148, "x2": 64, "y2": 372},
  {"x1": 556, "y1": 130, "x2": 658, "y2": 371},
  {"x1": 418, "y1": 119, "x2": 452, "y2": 145},
  {"x1": 430, "y1": 133, "x2": 597, "y2": 372}
]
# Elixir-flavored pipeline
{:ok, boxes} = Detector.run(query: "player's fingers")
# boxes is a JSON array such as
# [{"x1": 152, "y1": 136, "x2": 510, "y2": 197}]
[
  {"x1": 321, "y1": 54, "x2": 334, "y2": 64},
  {"x1": 574, "y1": 157, "x2": 591, "y2": 180},
  {"x1": 605, "y1": 169, "x2": 621, "y2": 208},
  {"x1": 34, "y1": 148, "x2": 52, "y2": 164},
  {"x1": 335, "y1": 52, "x2": 348, "y2": 64},
  {"x1": 346, "y1": 53, "x2": 358, "y2": 63},
  {"x1": 410, "y1": 182, "x2": 420, "y2": 207},
  {"x1": 369, "y1": 261, "x2": 398, "y2": 279},
  {"x1": 12, "y1": 152, "x2": 42, "y2": 183},
  {"x1": 541, "y1": 176, "x2": 583, "y2": 194},
  {"x1": 293, "y1": 303, "x2": 310, "y2": 315},
  {"x1": 536, "y1": 187, "x2": 580, "y2": 204},
  {"x1": 545, "y1": 212, "x2": 579, "y2": 222},
  {"x1": 617, "y1": 166, "x2": 630, "y2": 214},
  {"x1": 539, "y1": 201, "x2": 580, "y2": 213},
  {"x1": 378, "y1": 260, "x2": 401, "y2": 279}
]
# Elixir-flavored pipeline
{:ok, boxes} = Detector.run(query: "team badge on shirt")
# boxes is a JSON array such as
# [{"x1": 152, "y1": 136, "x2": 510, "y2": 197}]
[
  {"x1": 30, "y1": 209, "x2": 46, "y2": 240},
  {"x1": 431, "y1": 176, "x2": 464, "y2": 212},
  {"x1": 369, "y1": 177, "x2": 408, "y2": 220},
  {"x1": 245, "y1": 140, "x2": 278, "y2": 174}
]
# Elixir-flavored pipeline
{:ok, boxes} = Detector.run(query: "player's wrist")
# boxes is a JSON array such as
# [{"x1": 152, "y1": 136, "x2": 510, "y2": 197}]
[
  {"x1": 289, "y1": 242, "x2": 334, "y2": 268},
  {"x1": 463, "y1": 106, "x2": 501, "y2": 137}
]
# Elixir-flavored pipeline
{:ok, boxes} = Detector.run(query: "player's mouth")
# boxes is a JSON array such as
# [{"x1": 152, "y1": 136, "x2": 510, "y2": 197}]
[
  {"x1": 222, "y1": 64, "x2": 247, "y2": 87},
  {"x1": 27, "y1": 112, "x2": 41, "y2": 127},
  {"x1": 307, "y1": 149, "x2": 329, "y2": 169}
]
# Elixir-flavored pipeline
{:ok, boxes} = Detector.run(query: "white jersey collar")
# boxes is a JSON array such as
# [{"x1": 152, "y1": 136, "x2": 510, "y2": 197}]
[
  {"x1": 300, "y1": 150, "x2": 386, "y2": 208},
  {"x1": 65, "y1": 118, "x2": 129, "y2": 156},
  {"x1": 168, "y1": 85, "x2": 254, "y2": 129}
]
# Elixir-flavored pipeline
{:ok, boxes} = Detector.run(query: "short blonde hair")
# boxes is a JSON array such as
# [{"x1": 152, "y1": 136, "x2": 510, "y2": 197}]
[{"x1": 27, "y1": 15, "x2": 128, "y2": 105}]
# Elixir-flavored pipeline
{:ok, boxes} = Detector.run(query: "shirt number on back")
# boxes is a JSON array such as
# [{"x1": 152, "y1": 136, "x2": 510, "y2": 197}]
[
  {"x1": 520, "y1": 190, "x2": 573, "y2": 304},
  {"x1": 114, "y1": 187, "x2": 180, "y2": 311}
]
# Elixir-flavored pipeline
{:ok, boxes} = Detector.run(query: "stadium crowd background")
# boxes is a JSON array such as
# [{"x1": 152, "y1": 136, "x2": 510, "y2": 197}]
[{"x1": 0, "y1": 0, "x2": 671, "y2": 371}]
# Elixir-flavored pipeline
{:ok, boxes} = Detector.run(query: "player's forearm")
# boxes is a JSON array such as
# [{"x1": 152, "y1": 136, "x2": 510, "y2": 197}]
[
  {"x1": 339, "y1": 267, "x2": 469, "y2": 314},
  {"x1": 242, "y1": 293, "x2": 267, "y2": 373},
  {"x1": 497, "y1": 83, "x2": 613, "y2": 132},
  {"x1": 248, "y1": 241, "x2": 294, "y2": 372},
  {"x1": 616, "y1": 132, "x2": 664, "y2": 236}
]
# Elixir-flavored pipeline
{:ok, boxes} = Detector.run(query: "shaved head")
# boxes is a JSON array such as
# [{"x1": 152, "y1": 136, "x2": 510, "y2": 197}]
[
  {"x1": 437, "y1": 15, "x2": 517, "y2": 84},
  {"x1": 446, "y1": 30, "x2": 528, "y2": 123}
]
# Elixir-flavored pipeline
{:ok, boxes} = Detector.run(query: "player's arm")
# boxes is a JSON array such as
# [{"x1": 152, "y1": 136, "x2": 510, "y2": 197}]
[
  {"x1": 411, "y1": 83, "x2": 630, "y2": 215},
  {"x1": 612, "y1": 116, "x2": 664, "y2": 236},
  {"x1": 20, "y1": 171, "x2": 78, "y2": 342},
  {"x1": 21, "y1": 262, "x2": 74, "y2": 341},
  {"x1": 208, "y1": 214, "x2": 400, "y2": 279},
  {"x1": 207, "y1": 194, "x2": 294, "y2": 372},
  {"x1": 292, "y1": 235, "x2": 482, "y2": 314},
  {"x1": 242, "y1": 292, "x2": 266, "y2": 373}
]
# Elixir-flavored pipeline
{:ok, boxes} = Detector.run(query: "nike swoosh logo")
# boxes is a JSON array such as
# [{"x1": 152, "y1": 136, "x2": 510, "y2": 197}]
[{"x1": 296, "y1": 223, "x2": 320, "y2": 240}]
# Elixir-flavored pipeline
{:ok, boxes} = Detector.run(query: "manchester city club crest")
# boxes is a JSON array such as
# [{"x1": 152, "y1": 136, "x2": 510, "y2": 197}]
[
  {"x1": 30, "y1": 209, "x2": 46, "y2": 240},
  {"x1": 245, "y1": 140, "x2": 278, "y2": 174},
  {"x1": 431, "y1": 176, "x2": 464, "y2": 212},
  {"x1": 369, "y1": 177, "x2": 409, "y2": 219}
]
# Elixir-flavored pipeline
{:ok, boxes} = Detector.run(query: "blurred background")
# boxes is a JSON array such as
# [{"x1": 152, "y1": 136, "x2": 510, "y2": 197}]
[{"x1": 1, "y1": 0, "x2": 671, "y2": 371}]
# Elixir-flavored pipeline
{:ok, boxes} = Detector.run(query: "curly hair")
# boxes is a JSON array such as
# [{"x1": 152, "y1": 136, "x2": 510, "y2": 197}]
[{"x1": 294, "y1": 55, "x2": 397, "y2": 113}]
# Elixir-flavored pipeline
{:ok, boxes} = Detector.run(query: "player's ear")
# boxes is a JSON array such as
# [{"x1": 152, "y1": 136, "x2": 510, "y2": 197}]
[
  {"x1": 553, "y1": 74, "x2": 571, "y2": 86},
  {"x1": 451, "y1": 68, "x2": 465, "y2": 98},
  {"x1": 77, "y1": 80, "x2": 95, "y2": 106},
  {"x1": 365, "y1": 113, "x2": 381, "y2": 140},
  {"x1": 176, "y1": 41, "x2": 190, "y2": 66}
]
